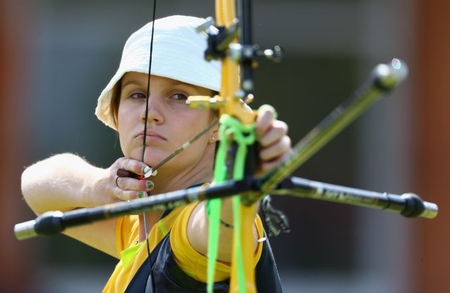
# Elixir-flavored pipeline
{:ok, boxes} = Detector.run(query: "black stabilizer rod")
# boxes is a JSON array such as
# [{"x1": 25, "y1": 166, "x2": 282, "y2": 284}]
[
  {"x1": 14, "y1": 175, "x2": 437, "y2": 240},
  {"x1": 272, "y1": 177, "x2": 438, "y2": 219},
  {"x1": 14, "y1": 179, "x2": 255, "y2": 240}
]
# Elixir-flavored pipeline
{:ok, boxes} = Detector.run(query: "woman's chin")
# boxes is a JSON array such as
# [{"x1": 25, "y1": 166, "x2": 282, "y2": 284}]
[{"x1": 142, "y1": 152, "x2": 168, "y2": 167}]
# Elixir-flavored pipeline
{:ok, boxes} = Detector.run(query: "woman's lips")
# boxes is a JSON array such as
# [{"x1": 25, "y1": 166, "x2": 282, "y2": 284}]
[{"x1": 137, "y1": 131, "x2": 166, "y2": 142}]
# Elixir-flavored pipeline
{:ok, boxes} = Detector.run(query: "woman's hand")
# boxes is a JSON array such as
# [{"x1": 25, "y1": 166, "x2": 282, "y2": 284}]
[
  {"x1": 20, "y1": 153, "x2": 151, "y2": 258},
  {"x1": 105, "y1": 157, "x2": 155, "y2": 202},
  {"x1": 255, "y1": 105, "x2": 291, "y2": 175}
]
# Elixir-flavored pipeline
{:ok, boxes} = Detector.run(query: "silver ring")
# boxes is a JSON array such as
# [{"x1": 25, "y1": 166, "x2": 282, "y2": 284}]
[{"x1": 115, "y1": 176, "x2": 121, "y2": 188}]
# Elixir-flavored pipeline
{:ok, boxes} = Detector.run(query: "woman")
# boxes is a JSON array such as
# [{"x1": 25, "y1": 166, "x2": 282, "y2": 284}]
[{"x1": 21, "y1": 15, "x2": 291, "y2": 293}]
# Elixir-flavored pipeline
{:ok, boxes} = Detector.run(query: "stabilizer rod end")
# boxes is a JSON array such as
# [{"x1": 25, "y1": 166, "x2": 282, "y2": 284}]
[
  {"x1": 14, "y1": 211, "x2": 64, "y2": 240},
  {"x1": 400, "y1": 193, "x2": 438, "y2": 219}
]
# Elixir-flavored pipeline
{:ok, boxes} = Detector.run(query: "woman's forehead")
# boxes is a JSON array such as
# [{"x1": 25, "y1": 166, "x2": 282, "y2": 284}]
[{"x1": 122, "y1": 72, "x2": 211, "y2": 93}]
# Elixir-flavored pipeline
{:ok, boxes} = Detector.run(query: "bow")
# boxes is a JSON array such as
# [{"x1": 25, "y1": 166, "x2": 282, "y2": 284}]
[{"x1": 193, "y1": 1, "x2": 259, "y2": 292}]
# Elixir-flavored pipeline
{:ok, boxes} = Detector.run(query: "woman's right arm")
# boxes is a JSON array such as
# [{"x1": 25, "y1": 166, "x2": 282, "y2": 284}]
[{"x1": 21, "y1": 153, "x2": 150, "y2": 258}]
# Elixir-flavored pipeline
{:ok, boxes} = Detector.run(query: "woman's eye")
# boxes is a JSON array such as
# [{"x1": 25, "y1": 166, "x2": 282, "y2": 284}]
[
  {"x1": 171, "y1": 93, "x2": 188, "y2": 101},
  {"x1": 130, "y1": 92, "x2": 147, "y2": 99}
]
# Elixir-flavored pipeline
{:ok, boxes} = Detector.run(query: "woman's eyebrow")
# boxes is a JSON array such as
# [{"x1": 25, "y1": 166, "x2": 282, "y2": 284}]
[
  {"x1": 122, "y1": 78, "x2": 204, "y2": 93},
  {"x1": 122, "y1": 79, "x2": 146, "y2": 88}
]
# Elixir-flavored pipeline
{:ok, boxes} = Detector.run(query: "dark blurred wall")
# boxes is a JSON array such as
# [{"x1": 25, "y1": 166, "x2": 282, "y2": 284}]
[
  {"x1": 416, "y1": 1, "x2": 450, "y2": 292},
  {"x1": 0, "y1": 1, "x2": 36, "y2": 292}
]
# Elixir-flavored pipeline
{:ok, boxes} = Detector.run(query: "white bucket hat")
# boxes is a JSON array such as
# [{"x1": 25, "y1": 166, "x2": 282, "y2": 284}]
[{"x1": 95, "y1": 15, "x2": 221, "y2": 130}]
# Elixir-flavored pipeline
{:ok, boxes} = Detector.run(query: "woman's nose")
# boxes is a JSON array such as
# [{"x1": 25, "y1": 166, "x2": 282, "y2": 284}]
[{"x1": 140, "y1": 95, "x2": 163, "y2": 124}]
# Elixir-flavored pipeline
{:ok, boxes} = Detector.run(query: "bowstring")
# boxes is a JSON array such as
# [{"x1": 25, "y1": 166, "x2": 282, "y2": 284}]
[
  {"x1": 139, "y1": 3, "x2": 221, "y2": 291},
  {"x1": 141, "y1": 0, "x2": 157, "y2": 290}
]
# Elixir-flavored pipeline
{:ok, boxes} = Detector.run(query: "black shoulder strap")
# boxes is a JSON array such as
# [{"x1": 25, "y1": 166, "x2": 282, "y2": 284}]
[
  {"x1": 124, "y1": 238, "x2": 164, "y2": 293},
  {"x1": 255, "y1": 237, "x2": 283, "y2": 293}
]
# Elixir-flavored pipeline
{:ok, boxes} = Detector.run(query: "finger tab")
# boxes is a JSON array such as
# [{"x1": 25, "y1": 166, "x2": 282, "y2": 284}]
[{"x1": 117, "y1": 168, "x2": 140, "y2": 179}]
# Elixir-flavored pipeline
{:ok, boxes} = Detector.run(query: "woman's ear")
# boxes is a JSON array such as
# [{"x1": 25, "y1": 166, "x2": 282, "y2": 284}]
[{"x1": 209, "y1": 128, "x2": 220, "y2": 144}]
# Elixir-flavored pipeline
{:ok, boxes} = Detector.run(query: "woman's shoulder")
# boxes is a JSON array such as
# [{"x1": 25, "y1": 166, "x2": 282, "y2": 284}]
[{"x1": 116, "y1": 215, "x2": 140, "y2": 251}]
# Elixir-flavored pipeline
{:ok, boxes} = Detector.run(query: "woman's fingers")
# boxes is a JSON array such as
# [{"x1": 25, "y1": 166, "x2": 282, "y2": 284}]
[
  {"x1": 255, "y1": 105, "x2": 291, "y2": 174},
  {"x1": 255, "y1": 105, "x2": 277, "y2": 138},
  {"x1": 259, "y1": 134, "x2": 291, "y2": 161},
  {"x1": 115, "y1": 176, "x2": 154, "y2": 192},
  {"x1": 258, "y1": 136, "x2": 291, "y2": 173},
  {"x1": 258, "y1": 120, "x2": 288, "y2": 149},
  {"x1": 109, "y1": 158, "x2": 155, "y2": 201},
  {"x1": 114, "y1": 157, "x2": 153, "y2": 178}
]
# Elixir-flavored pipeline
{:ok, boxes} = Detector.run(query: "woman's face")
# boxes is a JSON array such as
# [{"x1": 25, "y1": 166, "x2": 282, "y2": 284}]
[{"x1": 117, "y1": 72, "x2": 217, "y2": 173}]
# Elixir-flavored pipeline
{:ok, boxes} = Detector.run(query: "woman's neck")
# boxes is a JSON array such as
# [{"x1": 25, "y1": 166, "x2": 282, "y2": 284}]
[
  {"x1": 137, "y1": 159, "x2": 214, "y2": 241},
  {"x1": 149, "y1": 154, "x2": 214, "y2": 195},
  {"x1": 138, "y1": 212, "x2": 163, "y2": 242}
]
